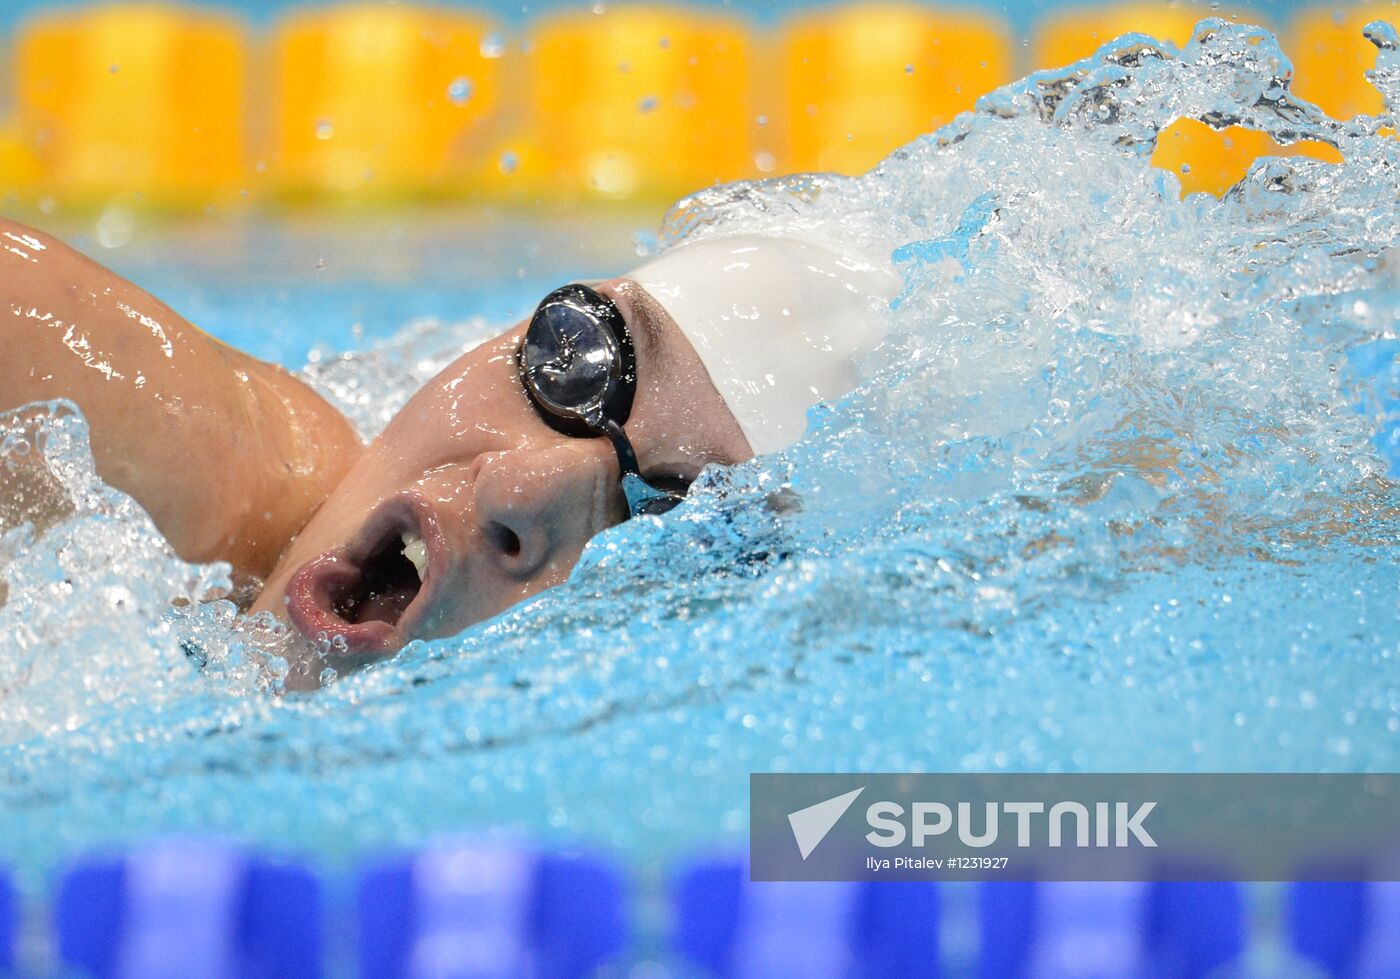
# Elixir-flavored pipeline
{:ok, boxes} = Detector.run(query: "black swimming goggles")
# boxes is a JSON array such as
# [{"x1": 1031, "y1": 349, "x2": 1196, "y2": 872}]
[{"x1": 518, "y1": 283, "x2": 686, "y2": 518}]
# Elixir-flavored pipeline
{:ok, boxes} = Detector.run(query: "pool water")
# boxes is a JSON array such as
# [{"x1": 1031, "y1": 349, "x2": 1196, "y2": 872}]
[{"x1": 0, "y1": 18, "x2": 1397, "y2": 889}]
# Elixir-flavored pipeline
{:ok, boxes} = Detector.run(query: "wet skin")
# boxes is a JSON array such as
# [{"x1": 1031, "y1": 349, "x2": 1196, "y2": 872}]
[
  {"x1": 0, "y1": 219, "x2": 751, "y2": 686},
  {"x1": 249, "y1": 280, "x2": 751, "y2": 688},
  {"x1": 0, "y1": 217, "x2": 360, "y2": 579}
]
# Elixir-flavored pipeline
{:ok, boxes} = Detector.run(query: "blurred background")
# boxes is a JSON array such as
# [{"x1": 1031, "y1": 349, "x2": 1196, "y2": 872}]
[{"x1": 0, "y1": 0, "x2": 1387, "y2": 214}]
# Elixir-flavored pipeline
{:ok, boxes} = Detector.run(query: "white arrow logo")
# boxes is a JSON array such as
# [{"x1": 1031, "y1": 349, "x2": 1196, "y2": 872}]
[{"x1": 788, "y1": 787, "x2": 865, "y2": 860}]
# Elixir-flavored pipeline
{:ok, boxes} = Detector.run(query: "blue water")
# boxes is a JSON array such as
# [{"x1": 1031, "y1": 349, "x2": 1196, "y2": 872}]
[{"x1": 0, "y1": 20, "x2": 1397, "y2": 886}]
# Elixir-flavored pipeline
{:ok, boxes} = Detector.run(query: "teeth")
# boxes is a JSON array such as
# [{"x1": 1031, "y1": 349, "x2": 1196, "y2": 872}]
[{"x1": 401, "y1": 532, "x2": 429, "y2": 582}]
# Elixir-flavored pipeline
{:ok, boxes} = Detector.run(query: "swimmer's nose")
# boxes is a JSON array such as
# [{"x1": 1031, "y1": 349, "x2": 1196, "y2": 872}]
[{"x1": 471, "y1": 443, "x2": 624, "y2": 581}]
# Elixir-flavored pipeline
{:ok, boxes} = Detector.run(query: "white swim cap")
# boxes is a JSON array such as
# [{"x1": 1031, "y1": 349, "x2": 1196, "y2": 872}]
[{"x1": 630, "y1": 232, "x2": 900, "y2": 455}]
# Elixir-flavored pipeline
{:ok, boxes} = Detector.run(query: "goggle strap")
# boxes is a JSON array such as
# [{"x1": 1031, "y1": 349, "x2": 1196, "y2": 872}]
[
  {"x1": 600, "y1": 417, "x2": 641, "y2": 478},
  {"x1": 621, "y1": 473, "x2": 681, "y2": 517}
]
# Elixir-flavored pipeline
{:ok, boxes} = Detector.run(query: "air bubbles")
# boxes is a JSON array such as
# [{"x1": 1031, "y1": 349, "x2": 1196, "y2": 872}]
[
  {"x1": 637, "y1": 95, "x2": 659, "y2": 113},
  {"x1": 314, "y1": 118, "x2": 334, "y2": 141}
]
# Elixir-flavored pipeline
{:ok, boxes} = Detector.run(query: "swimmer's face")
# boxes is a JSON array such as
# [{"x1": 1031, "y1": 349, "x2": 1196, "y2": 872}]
[{"x1": 250, "y1": 279, "x2": 752, "y2": 687}]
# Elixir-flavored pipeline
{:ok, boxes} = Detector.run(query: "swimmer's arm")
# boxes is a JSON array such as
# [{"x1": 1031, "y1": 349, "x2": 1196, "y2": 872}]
[{"x1": 0, "y1": 218, "x2": 362, "y2": 579}]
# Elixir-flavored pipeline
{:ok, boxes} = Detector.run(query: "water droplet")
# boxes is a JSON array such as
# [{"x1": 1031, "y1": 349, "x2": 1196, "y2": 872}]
[
  {"x1": 479, "y1": 32, "x2": 505, "y2": 58},
  {"x1": 447, "y1": 77, "x2": 474, "y2": 106},
  {"x1": 95, "y1": 207, "x2": 136, "y2": 250}
]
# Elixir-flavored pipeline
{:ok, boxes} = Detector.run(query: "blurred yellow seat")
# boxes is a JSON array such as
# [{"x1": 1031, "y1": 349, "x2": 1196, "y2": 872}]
[
  {"x1": 15, "y1": 4, "x2": 247, "y2": 206},
  {"x1": 1288, "y1": 4, "x2": 1387, "y2": 119},
  {"x1": 494, "y1": 6, "x2": 755, "y2": 201},
  {"x1": 1034, "y1": 3, "x2": 1216, "y2": 68},
  {"x1": 0, "y1": 118, "x2": 43, "y2": 197},
  {"x1": 779, "y1": 3, "x2": 1011, "y2": 175},
  {"x1": 270, "y1": 4, "x2": 501, "y2": 199},
  {"x1": 1150, "y1": 119, "x2": 1342, "y2": 196}
]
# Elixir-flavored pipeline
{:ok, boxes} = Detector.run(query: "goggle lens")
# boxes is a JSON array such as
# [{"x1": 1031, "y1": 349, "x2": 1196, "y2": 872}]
[
  {"x1": 522, "y1": 293, "x2": 621, "y2": 421},
  {"x1": 519, "y1": 284, "x2": 686, "y2": 519}
]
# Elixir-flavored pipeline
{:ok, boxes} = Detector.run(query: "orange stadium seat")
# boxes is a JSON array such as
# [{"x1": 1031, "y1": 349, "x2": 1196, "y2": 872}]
[
  {"x1": 779, "y1": 3, "x2": 1012, "y2": 174},
  {"x1": 1033, "y1": 3, "x2": 1217, "y2": 67},
  {"x1": 1288, "y1": 4, "x2": 1389, "y2": 119},
  {"x1": 0, "y1": 118, "x2": 43, "y2": 198},
  {"x1": 15, "y1": 4, "x2": 247, "y2": 205},
  {"x1": 269, "y1": 4, "x2": 502, "y2": 199},
  {"x1": 491, "y1": 6, "x2": 755, "y2": 201}
]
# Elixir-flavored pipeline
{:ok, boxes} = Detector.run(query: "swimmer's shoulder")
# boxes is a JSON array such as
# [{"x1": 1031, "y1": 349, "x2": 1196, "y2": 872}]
[
  {"x1": 0, "y1": 214, "x2": 363, "y2": 579},
  {"x1": 0, "y1": 216, "x2": 114, "y2": 288},
  {"x1": 215, "y1": 343, "x2": 364, "y2": 575}
]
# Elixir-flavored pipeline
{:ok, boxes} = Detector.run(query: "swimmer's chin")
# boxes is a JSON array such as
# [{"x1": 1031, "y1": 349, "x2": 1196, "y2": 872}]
[{"x1": 263, "y1": 492, "x2": 448, "y2": 687}]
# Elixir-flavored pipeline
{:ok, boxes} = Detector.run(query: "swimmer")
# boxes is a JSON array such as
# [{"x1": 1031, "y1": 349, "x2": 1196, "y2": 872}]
[{"x1": 0, "y1": 216, "x2": 899, "y2": 685}]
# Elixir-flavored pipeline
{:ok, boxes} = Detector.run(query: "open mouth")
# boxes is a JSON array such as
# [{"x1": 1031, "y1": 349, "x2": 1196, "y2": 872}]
[
  {"x1": 331, "y1": 529, "x2": 426, "y2": 626},
  {"x1": 285, "y1": 494, "x2": 443, "y2": 661}
]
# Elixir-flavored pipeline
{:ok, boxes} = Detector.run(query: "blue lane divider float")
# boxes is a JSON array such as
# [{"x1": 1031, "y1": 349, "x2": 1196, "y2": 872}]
[
  {"x1": 978, "y1": 880, "x2": 1244, "y2": 979},
  {"x1": 1290, "y1": 881, "x2": 1400, "y2": 978},
  {"x1": 357, "y1": 838, "x2": 627, "y2": 979},
  {"x1": 54, "y1": 840, "x2": 322, "y2": 979},
  {"x1": 0, "y1": 866, "x2": 13, "y2": 976},
  {"x1": 671, "y1": 855, "x2": 939, "y2": 977}
]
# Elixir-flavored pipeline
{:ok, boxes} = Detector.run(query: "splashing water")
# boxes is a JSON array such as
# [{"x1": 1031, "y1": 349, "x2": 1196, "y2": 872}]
[{"x1": 1, "y1": 20, "x2": 1397, "y2": 870}]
